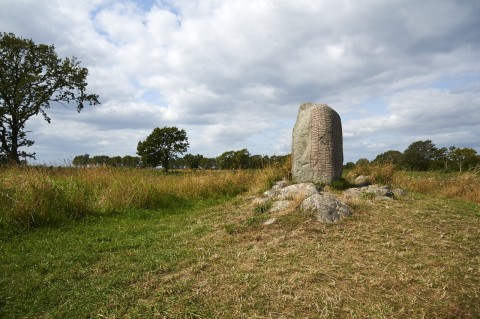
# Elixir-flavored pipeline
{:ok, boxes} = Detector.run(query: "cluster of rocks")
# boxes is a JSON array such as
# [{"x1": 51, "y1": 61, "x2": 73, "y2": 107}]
[
  {"x1": 253, "y1": 180, "x2": 408, "y2": 224},
  {"x1": 343, "y1": 184, "x2": 407, "y2": 201},
  {"x1": 253, "y1": 180, "x2": 353, "y2": 223},
  {"x1": 345, "y1": 175, "x2": 407, "y2": 201}
]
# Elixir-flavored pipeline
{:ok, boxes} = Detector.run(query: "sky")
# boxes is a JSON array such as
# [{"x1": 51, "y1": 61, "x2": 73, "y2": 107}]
[{"x1": 1, "y1": 0, "x2": 480, "y2": 164}]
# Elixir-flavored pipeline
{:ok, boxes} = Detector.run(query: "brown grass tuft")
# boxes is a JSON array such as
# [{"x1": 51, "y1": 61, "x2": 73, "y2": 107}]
[
  {"x1": 346, "y1": 163, "x2": 397, "y2": 186},
  {"x1": 0, "y1": 166, "x2": 286, "y2": 229},
  {"x1": 394, "y1": 170, "x2": 480, "y2": 203}
]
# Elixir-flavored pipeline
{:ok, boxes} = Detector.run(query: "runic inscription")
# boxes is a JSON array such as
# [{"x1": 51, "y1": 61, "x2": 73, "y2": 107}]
[
  {"x1": 292, "y1": 103, "x2": 343, "y2": 184},
  {"x1": 309, "y1": 106, "x2": 334, "y2": 181}
]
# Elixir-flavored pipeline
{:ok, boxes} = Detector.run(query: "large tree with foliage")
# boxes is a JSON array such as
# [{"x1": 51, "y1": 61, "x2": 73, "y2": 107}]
[
  {"x1": 183, "y1": 153, "x2": 204, "y2": 169},
  {"x1": 373, "y1": 150, "x2": 403, "y2": 166},
  {"x1": 122, "y1": 155, "x2": 141, "y2": 168},
  {"x1": 216, "y1": 150, "x2": 235, "y2": 169},
  {"x1": 0, "y1": 33, "x2": 99, "y2": 164},
  {"x1": 137, "y1": 127, "x2": 189, "y2": 171},
  {"x1": 402, "y1": 140, "x2": 438, "y2": 171},
  {"x1": 448, "y1": 147, "x2": 478, "y2": 172},
  {"x1": 72, "y1": 154, "x2": 90, "y2": 167},
  {"x1": 217, "y1": 149, "x2": 251, "y2": 169}
]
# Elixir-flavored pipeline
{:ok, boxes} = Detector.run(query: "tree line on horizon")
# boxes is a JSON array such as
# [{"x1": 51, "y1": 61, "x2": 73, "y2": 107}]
[
  {"x1": 71, "y1": 126, "x2": 291, "y2": 171},
  {"x1": 72, "y1": 150, "x2": 290, "y2": 170},
  {"x1": 72, "y1": 140, "x2": 479, "y2": 173},
  {"x1": 347, "y1": 140, "x2": 479, "y2": 173}
]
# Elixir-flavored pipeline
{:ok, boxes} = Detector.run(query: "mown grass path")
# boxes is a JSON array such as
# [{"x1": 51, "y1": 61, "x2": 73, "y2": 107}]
[
  {"x1": 1, "y1": 191, "x2": 480, "y2": 318},
  {"x1": 1, "y1": 202, "x2": 218, "y2": 318}
]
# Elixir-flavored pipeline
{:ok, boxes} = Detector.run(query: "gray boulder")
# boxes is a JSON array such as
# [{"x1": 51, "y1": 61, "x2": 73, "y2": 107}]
[
  {"x1": 262, "y1": 180, "x2": 291, "y2": 197},
  {"x1": 278, "y1": 183, "x2": 319, "y2": 200},
  {"x1": 270, "y1": 200, "x2": 294, "y2": 212},
  {"x1": 291, "y1": 103, "x2": 344, "y2": 185},
  {"x1": 343, "y1": 187, "x2": 364, "y2": 200},
  {"x1": 365, "y1": 185, "x2": 393, "y2": 197},
  {"x1": 272, "y1": 180, "x2": 289, "y2": 190},
  {"x1": 263, "y1": 189, "x2": 278, "y2": 198},
  {"x1": 354, "y1": 175, "x2": 371, "y2": 186},
  {"x1": 301, "y1": 193, "x2": 353, "y2": 223},
  {"x1": 343, "y1": 184, "x2": 402, "y2": 201},
  {"x1": 392, "y1": 188, "x2": 408, "y2": 197}
]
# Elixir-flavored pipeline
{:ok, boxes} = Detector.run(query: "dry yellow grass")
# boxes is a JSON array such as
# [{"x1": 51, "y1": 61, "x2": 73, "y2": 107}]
[
  {"x1": 125, "y1": 192, "x2": 480, "y2": 318},
  {"x1": 394, "y1": 170, "x2": 480, "y2": 204},
  {"x1": 0, "y1": 166, "x2": 283, "y2": 229},
  {"x1": 346, "y1": 163, "x2": 396, "y2": 186},
  {"x1": 346, "y1": 164, "x2": 480, "y2": 204}
]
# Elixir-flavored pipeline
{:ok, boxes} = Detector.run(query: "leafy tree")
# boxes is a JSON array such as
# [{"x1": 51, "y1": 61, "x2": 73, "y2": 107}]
[
  {"x1": 172, "y1": 156, "x2": 185, "y2": 169},
  {"x1": 435, "y1": 147, "x2": 450, "y2": 171},
  {"x1": 91, "y1": 155, "x2": 110, "y2": 166},
  {"x1": 344, "y1": 162, "x2": 355, "y2": 170},
  {"x1": 137, "y1": 127, "x2": 189, "y2": 171},
  {"x1": 72, "y1": 154, "x2": 90, "y2": 167},
  {"x1": 250, "y1": 155, "x2": 267, "y2": 169},
  {"x1": 373, "y1": 150, "x2": 403, "y2": 166},
  {"x1": 200, "y1": 157, "x2": 217, "y2": 169},
  {"x1": 183, "y1": 153, "x2": 203, "y2": 169},
  {"x1": 122, "y1": 155, "x2": 140, "y2": 168},
  {"x1": 217, "y1": 149, "x2": 251, "y2": 169},
  {"x1": 234, "y1": 149, "x2": 250, "y2": 169},
  {"x1": 0, "y1": 33, "x2": 100, "y2": 164},
  {"x1": 402, "y1": 140, "x2": 438, "y2": 171},
  {"x1": 449, "y1": 147, "x2": 478, "y2": 172},
  {"x1": 217, "y1": 150, "x2": 235, "y2": 169},
  {"x1": 355, "y1": 158, "x2": 370, "y2": 166},
  {"x1": 269, "y1": 154, "x2": 290, "y2": 167},
  {"x1": 110, "y1": 156, "x2": 123, "y2": 167}
]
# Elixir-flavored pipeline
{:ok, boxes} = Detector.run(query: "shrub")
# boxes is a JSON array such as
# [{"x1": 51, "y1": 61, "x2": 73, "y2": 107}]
[{"x1": 369, "y1": 163, "x2": 396, "y2": 186}]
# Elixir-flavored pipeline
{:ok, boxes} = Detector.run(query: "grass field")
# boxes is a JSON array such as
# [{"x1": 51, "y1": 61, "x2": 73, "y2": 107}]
[{"x1": 1, "y1": 166, "x2": 479, "y2": 318}]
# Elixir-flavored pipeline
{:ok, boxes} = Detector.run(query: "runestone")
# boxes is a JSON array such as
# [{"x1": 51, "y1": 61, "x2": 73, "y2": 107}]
[{"x1": 291, "y1": 103, "x2": 343, "y2": 184}]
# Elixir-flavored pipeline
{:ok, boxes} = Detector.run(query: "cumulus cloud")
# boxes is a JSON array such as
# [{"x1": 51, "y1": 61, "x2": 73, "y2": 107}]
[
  {"x1": 1, "y1": 0, "x2": 480, "y2": 163},
  {"x1": 343, "y1": 86, "x2": 480, "y2": 160}
]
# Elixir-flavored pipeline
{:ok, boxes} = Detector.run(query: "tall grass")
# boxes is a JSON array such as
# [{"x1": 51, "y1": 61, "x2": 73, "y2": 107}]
[
  {"x1": 346, "y1": 163, "x2": 480, "y2": 204},
  {"x1": 394, "y1": 169, "x2": 480, "y2": 203},
  {"x1": 346, "y1": 163, "x2": 397, "y2": 186},
  {"x1": 0, "y1": 166, "x2": 283, "y2": 230}
]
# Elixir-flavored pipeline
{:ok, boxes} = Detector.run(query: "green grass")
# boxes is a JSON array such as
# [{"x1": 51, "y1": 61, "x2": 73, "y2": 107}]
[
  {"x1": 0, "y1": 201, "x2": 220, "y2": 318},
  {"x1": 1, "y1": 167, "x2": 480, "y2": 318}
]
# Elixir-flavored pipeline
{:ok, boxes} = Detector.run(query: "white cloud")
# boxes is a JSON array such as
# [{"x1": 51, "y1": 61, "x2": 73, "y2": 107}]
[{"x1": 343, "y1": 86, "x2": 480, "y2": 160}]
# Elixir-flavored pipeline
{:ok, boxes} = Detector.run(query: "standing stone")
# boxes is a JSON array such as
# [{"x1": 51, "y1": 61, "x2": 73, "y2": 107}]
[{"x1": 291, "y1": 103, "x2": 343, "y2": 184}]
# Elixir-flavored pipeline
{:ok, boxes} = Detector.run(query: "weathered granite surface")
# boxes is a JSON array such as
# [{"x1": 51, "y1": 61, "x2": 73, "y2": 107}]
[
  {"x1": 301, "y1": 193, "x2": 353, "y2": 223},
  {"x1": 291, "y1": 103, "x2": 343, "y2": 184},
  {"x1": 252, "y1": 180, "x2": 353, "y2": 223}
]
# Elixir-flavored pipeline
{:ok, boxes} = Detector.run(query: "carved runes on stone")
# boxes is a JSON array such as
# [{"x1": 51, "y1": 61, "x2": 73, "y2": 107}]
[{"x1": 291, "y1": 103, "x2": 343, "y2": 184}]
